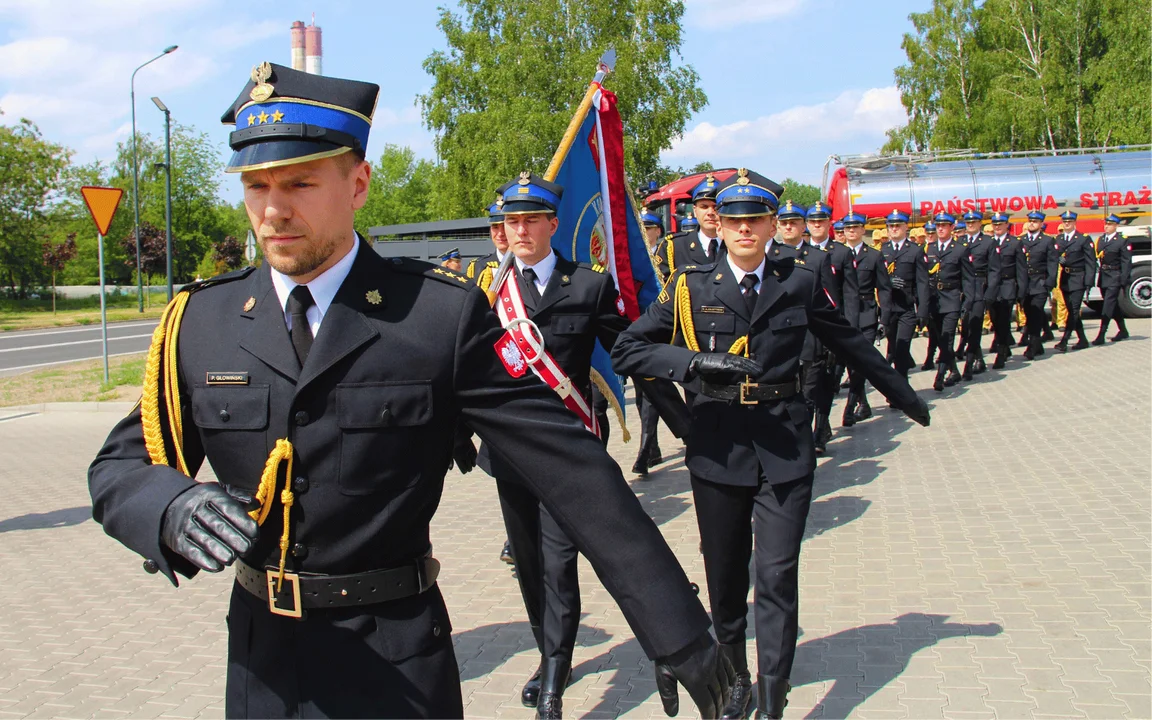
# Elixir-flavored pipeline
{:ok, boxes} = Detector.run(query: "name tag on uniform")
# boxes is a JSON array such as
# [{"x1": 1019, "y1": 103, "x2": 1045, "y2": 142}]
[
  {"x1": 698, "y1": 306, "x2": 726, "y2": 314},
  {"x1": 206, "y1": 372, "x2": 249, "y2": 386}
]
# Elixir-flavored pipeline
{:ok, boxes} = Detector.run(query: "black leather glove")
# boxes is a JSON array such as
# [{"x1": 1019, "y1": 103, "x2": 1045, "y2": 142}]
[
  {"x1": 904, "y1": 397, "x2": 931, "y2": 427},
  {"x1": 1058, "y1": 256, "x2": 1068, "y2": 266},
  {"x1": 687, "y1": 353, "x2": 764, "y2": 382},
  {"x1": 452, "y1": 433, "x2": 478, "y2": 474},
  {"x1": 654, "y1": 633, "x2": 735, "y2": 718},
  {"x1": 161, "y1": 483, "x2": 259, "y2": 573},
  {"x1": 876, "y1": 322, "x2": 887, "y2": 341},
  {"x1": 890, "y1": 275, "x2": 907, "y2": 290}
]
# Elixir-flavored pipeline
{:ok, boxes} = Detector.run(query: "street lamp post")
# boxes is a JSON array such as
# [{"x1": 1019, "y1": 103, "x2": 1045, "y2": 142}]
[
  {"x1": 152, "y1": 96, "x2": 174, "y2": 302},
  {"x1": 131, "y1": 44, "x2": 177, "y2": 311}
]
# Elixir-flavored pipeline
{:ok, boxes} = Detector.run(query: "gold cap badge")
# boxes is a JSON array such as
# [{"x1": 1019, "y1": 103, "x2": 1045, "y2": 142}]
[
  {"x1": 249, "y1": 62, "x2": 275, "y2": 102},
  {"x1": 518, "y1": 171, "x2": 531, "y2": 185},
  {"x1": 243, "y1": 296, "x2": 256, "y2": 312},
  {"x1": 736, "y1": 168, "x2": 750, "y2": 185},
  {"x1": 365, "y1": 289, "x2": 382, "y2": 305}
]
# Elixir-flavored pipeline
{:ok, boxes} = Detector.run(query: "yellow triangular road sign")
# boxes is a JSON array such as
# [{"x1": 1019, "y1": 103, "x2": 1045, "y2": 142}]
[{"x1": 81, "y1": 186, "x2": 125, "y2": 236}]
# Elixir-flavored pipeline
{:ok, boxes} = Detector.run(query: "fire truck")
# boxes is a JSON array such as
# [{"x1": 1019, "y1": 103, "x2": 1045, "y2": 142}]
[
  {"x1": 640, "y1": 149, "x2": 1151, "y2": 317},
  {"x1": 822, "y1": 147, "x2": 1151, "y2": 317}
]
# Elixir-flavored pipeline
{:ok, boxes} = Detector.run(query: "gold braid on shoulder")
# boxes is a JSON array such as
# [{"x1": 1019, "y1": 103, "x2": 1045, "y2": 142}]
[
  {"x1": 141, "y1": 289, "x2": 297, "y2": 591},
  {"x1": 664, "y1": 236, "x2": 677, "y2": 276},
  {"x1": 669, "y1": 272, "x2": 749, "y2": 356}
]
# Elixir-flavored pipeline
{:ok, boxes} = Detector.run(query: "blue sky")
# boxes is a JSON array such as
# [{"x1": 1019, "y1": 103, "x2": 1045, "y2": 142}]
[{"x1": 0, "y1": 0, "x2": 929, "y2": 204}]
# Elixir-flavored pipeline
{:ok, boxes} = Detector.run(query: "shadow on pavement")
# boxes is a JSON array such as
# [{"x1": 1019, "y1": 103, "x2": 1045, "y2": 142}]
[{"x1": 0, "y1": 505, "x2": 90, "y2": 533}]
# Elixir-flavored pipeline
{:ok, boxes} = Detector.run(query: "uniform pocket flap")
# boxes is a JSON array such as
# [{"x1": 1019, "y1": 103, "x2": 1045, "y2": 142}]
[
  {"x1": 550, "y1": 314, "x2": 590, "y2": 335},
  {"x1": 692, "y1": 312, "x2": 735, "y2": 334},
  {"x1": 769, "y1": 306, "x2": 808, "y2": 330},
  {"x1": 191, "y1": 385, "x2": 269, "y2": 430},
  {"x1": 337, "y1": 382, "x2": 433, "y2": 429}
]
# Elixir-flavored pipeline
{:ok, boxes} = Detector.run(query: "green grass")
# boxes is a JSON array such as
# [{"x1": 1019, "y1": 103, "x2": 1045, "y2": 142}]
[{"x1": 0, "y1": 354, "x2": 147, "y2": 407}]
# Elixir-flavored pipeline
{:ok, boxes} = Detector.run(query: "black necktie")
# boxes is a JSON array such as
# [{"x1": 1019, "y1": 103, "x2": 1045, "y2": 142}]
[
  {"x1": 740, "y1": 274, "x2": 758, "y2": 314},
  {"x1": 521, "y1": 267, "x2": 542, "y2": 305},
  {"x1": 286, "y1": 285, "x2": 315, "y2": 367},
  {"x1": 708, "y1": 238, "x2": 718, "y2": 258}
]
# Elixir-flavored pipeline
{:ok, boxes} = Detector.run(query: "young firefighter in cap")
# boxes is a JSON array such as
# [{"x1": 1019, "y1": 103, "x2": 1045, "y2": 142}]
[
  {"x1": 807, "y1": 209, "x2": 859, "y2": 451},
  {"x1": 838, "y1": 212, "x2": 890, "y2": 425},
  {"x1": 643, "y1": 211, "x2": 666, "y2": 253},
  {"x1": 987, "y1": 212, "x2": 1028, "y2": 367},
  {"x1": 1051, "y1": 210, "x2": 1097, "y2": 351},
  {"x1": 919, "y1": 219, "x2": 942, "y2": 368},
  {"x1": 437, "y1": 247, "x2": 463, "y2": 273},
  {"x1": 466, "y1": 199, "x2": 509, "y2": 282},
  {"x1": 958, "y1": 210, "x2": 997, "y2": 377},
  {"x1": 832, "y1": 219, "x2": 846, "y2": 243},
  {"x1": 613, "y1": 168, "x2": 930, "y2": 720},
  {"x1": 878, "y1": 210, "x2": 930, "y2": 379},
  {"x1": 1019, "y1": 210, "x2": 1058, "y2": 358},
  {"x1": 632, "y1": 211, "x2": 669, "y2": 475},
  {"x1": 88, "y1": 63, "x2": 734, "y2": 719},
  {"x1": 658, "y1": 173, "x2": 725, "y2": 279},
  {"x1": 1092, "y1": 214, "x2": 1132, "y2": 343},
  {"x1": 923, "y1": 213, "x2": 966, "y2": 390}
]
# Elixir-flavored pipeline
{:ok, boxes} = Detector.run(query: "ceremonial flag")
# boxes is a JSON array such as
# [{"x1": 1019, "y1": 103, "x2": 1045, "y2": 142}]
[{"x1": 547, "y1": 85, "x2": 660, "y2": 438}]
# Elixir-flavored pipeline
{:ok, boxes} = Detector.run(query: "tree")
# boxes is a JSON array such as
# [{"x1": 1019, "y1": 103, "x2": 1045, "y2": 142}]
[
  {"x1": 42, "y1": 233, "x2": 77, "y2": 313},
  {"x1": 0, "y1": 117, "x2": 72, "y2": 295},
  {"x1": 213, "y1": 236, "x2": 244, "y2": 273},
  {"x1": 778, "y1": 179, "x2": 821, "y2": 208},
  {"x1": 419, "y1": 0, "x2": 707, "y2": 218},
  {"x1": 119, "y1": 222, "x2": 167, "y2": 304},
  {"x1": 356, "y1": 144, "x2": 442, "y2": 234}
]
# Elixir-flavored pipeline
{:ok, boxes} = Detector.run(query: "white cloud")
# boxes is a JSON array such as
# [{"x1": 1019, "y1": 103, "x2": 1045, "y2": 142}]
[
  {"x1": 684, "y1": 0, "x2": 802, "y2": 29},
  {"x1": 666, "y1": 86, "x2": 907, "y2": 160}
]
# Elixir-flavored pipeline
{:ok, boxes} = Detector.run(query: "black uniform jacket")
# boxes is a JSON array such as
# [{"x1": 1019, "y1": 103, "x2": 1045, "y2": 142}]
[
  {"x1": 960, "y1": 233, "x2": 999, "y2": 311},
  {"x1": 1021, "y1": 232, "x2": 1058, "y2": 295},
  {"x1": 989, "y1": 234, "x2": 1028, "y2": 303},
  {"x1": 851, "y1": 243, "x2": 889, "y2": 328},
  {"x1": 465, "y1": 251, "x2": 500, "y2": 280},
  {"x1": 611, "y1": 256, "x2": 920, "y2": 487},
  {"x1": 1052, "y1": 231, "x2": 1098, "y2": 293},
  {"x1": 814, "y1": 240, "x2": 861, "y2": 328},
  {"x1": 879, "y1": 240, "x2": 930, "y2": 320},
  {"x1": 924, "y1": 240, "x2": 966, "y2": 314},
  {"x1": 1095, "y1": 233, "x2": 1133, "y2": 288},
  {"x1": 657, "y1": 230, "x2": 723, "y2": 280},
  {"x1": 87, "y1": 239, "x2": 707, "y2": 660}
]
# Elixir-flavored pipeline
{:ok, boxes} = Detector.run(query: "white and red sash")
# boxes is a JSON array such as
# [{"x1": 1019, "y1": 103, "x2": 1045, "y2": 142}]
[{"x1": 492, "y1": 272, "x2": 600, "y2": 437}]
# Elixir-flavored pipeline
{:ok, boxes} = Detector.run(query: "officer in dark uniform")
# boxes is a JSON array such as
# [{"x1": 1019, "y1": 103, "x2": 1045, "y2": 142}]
[
  {"x1": 634, "y1": 212, "x2": 668, "y2": 475},
  {"x1": 643, "y1": 211, "x2": 665, "y2": 249},
  {"x1": 87, "y1": 63, "x2": 733, "y2": 720},
  {"x1": 809, "y1": 212, "x2": 859, "y2": 446},
  {"x1": 923, "y1": 213, "x2": 966, "y2": 390},
  {"x1": 1051, "y1": 210, "x2": 1098, "y2": 351},
  {"x1": 1019, "y1": 210, "x2": 1058, "y2": 359},
  {"x1": 1092, "y1": 213, "x2": 1132, "y2": 343},
  {"x1": 612, "y1": 168, "x2": 930, "y2": 720},
  {"x1": 959, "y1": 210, "x2": 996, "y2": 377},
  {"x1": 878, "y1": 210, "x2": 929, "y2": 379},
  {"x1": 465, "y1": 200, "x2": 508, "y2": 284},
  {"x1": 437, "y1": 247, "x2": 463, "y2": 273},
  {"x1": 657, "y1": 173, "x2": 724, "y2": 280},
  {"x1": 919, "y1": 220, "x2": 940, "y2": 367},
  {"x1": 832, "y1": 219, "x2": 845, "y2": 243},
  {"x1": 987, "y1": 212, "x2": 1027, "y2": 367},
  {"x1": 839, "y1": 212, "x2": 890, "y2": 425}
]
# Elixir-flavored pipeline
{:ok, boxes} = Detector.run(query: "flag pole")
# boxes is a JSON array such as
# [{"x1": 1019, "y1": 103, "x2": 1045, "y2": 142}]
[{"x1": 543, "y1": 49, "x2": 616, "y2": 182}]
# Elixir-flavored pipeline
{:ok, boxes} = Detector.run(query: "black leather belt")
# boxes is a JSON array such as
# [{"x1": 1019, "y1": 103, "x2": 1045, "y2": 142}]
[
  {"x1": 1028, "y1": 269, "x2": 1045, "y2": 275},
  {"x1": 235, "y1": 557, "x2": 440, "y2": 619},
  {"x1": 972, "y1": 271, "x2": 988, "y2": 278},
  {"x1": 936, "y1": 281, "x2": 959, "y2": 290},
  {"x1": 700, "y1": 377, "x2": 799, "y2": 405},
  {"x1": 1101, "y1": 264, "x2": 1119, "y2": 270},
  {"x1": 1062, "y1": 267, "x2": 1084, "y2": 273}
]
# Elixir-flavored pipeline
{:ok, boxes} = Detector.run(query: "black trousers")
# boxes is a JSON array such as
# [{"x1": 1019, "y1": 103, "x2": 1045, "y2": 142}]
[
  {"x1": 884, "y1": 308, "x2": 917, "y2": 374},
  {"x1": 1101, "y1": 285, "x2": 1124, "y2": 319},
  {"x1": 225, "y1": 583, "x2": 462, "y2": 718},
  {"x1": 962, "y1": 299, "x2": 987, "y2": 360},
  {"x1": 691, "y1": 474, "x2": 814, "y2": 679},
  {"x1": 635, "y1": 385, "x2": 661, "y2": 458},
  {"x1": 930, "y1": 310, "x2": 960, "y2": 363},
  {"x1": 1023, "y1": 292, "x2": 1048, "y2": 351},
  {"x1": 990, "y1": 300, "x2": 1017, "y2": 351},
  {"x1": 847, "y1": 325, "x2": 877, "y2": 397},
  {"x1": 923, "y1": 296, "x2": 940, "y2": 363}
]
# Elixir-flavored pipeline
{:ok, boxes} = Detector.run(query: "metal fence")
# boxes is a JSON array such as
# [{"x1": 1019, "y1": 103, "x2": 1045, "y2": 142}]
[{"x1": 367, "y1": 218, "x2": 493, "y2": 261}]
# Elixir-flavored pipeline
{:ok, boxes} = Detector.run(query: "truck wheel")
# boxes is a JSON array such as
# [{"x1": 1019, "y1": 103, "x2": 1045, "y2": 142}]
[{"x1": 1120, "y1": 262, "x2": 1152, "y2": 318}]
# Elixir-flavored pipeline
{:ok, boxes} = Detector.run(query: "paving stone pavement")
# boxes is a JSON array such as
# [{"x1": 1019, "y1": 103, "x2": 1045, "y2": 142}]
[{"x1": 0, "y1": 317, "x2": 1148, "y2": 719}]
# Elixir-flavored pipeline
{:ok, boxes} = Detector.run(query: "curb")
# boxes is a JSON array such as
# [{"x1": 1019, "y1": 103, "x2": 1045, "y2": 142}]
[{"x1": 1, "y1": 401, "x2": 136, "y2": 414}]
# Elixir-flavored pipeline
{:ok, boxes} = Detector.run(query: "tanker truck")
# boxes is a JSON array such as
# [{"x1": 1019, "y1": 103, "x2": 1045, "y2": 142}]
[{"x1": 822, "y1": 147, "x2": 1152, "y2": 317}]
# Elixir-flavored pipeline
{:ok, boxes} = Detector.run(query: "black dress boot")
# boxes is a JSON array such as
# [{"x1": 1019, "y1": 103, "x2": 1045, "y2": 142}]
[
  {"x1": 1112, "y1": 318, "x2": 1129, "y2": 341},
  {"x1": 854, "y1": 395, "x2": 872, "y2": 421},
  {"x1": 521, "y1": 661, "x2": 543, "y2": 707},
  {"x1": 841, "y1": 392, "x2": 857, "y2": 428},
  {"x1": 755, "y1": 675, "x2": 790, "y2": 719},
  {"x1": 1093, "y1": 319, "x2": 1110, "y2": 345},
  {"x1": 961, "y1": 355, "x2": 974, "y2": 381},
  {"x1": 944, "y1": 360, "x2": 961, "y2": 387},
  {"x1": 992, "y1": 344, "x2": 1007, "y2": 369},
  {"x1": 1072, "y1": 321, "x2": 1090, "y2": 350},
  {"x1": 814, "y1": 413, "x2": 832, "y2": 455},
  {"x1": 649, "y1": 444, "x2": 663, "y2": 467},
  {"x1": 719, "y1": 643, "x2": 753, "y2": 719},
  {"x1": 631, "y1": 448, "x2": 650, "y2": 476},
  {"x1": 500, "y1": 541, "x2": 515, "y2": 565},
  {"x1": 536, "y1": 657, "x2": 571, "y2": 719},
  {"x1": 933, "y1": 362, "x2": 947, "y2": 392}
]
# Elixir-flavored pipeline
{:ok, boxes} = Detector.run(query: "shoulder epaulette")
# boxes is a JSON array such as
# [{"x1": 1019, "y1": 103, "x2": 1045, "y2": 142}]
[
  {"x1": 180, "y1": 266, "x2": 256, "y2": 294},
  {"x1": 465, "y1": 258, "x2": 478, "y2": 279},
  {"x1": 387, "y1": 257, "x2": 472, "y2": 288},
  {"x1": 664, "y1": 233, "x2": 676, "y2": 242},
  {"x1": 591, "y1": 263, "x2": 606, "y2": 274}
]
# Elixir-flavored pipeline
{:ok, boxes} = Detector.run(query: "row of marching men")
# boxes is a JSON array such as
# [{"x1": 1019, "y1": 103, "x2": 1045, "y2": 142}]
[{"x1": 642, "y1": 199, "x2": 1134, "y2": 456}]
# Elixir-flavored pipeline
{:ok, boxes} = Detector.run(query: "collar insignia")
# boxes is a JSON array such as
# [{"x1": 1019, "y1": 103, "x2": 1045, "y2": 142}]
[
  {"x1": 243, "y1": 296, "x2": 256, "y2": 312},
  {"x1": 365, "y1": 289, "x2": 383, "y2": 305}
]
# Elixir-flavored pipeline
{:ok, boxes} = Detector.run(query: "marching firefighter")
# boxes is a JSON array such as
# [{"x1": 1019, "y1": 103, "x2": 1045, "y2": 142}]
[
  {"x1": 878, "y1": 210, "x2": 929, "y2": 379},
  {"x1": 839, "y1": 212, "x2": 890, "y2": 425},
  {"x1": 1093, "y1": 213, "x2": 1133, "y2": 343},
  {"x1": 657, "y1": 173, "x2": 724, "y2": 280},
  {"x1": 1019, "y1": 210, "x2": 1058, "y2": 359},
  {"x1": 987, "y1": 212, "x2": 1028, "y2": 368},
  {"x1": 958, "y1": 210, "x2": 996, "y2": 377},
  {"x1": 1051, "y1": 210, "x2": 1097, "y2": 352},
  {"x1": 923, "y1": 213, "x2": 966, "y2": 390}
]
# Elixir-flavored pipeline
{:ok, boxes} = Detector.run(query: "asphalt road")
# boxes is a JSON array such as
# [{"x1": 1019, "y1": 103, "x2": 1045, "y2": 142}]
[{"x1": 0, "y1": 320, "x2": 159, "y2": 377}]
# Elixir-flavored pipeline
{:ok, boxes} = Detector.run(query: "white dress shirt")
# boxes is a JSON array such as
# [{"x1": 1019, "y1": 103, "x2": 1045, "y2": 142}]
[
  {"x1": 515, "y1": 249, "x2": 558, "y2": 296},
  {"x1": 698, "y1": 231, "x2": 721, "y2": 259},
  {"x1": 271, "y1": 237, "x2": 360, "y2": 337}
]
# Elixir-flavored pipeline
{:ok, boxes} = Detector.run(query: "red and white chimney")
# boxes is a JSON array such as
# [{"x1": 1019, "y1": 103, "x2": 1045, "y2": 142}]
[
  {"x1": 290, "y1": 20, "x2": 305, "y2": 72},
  {"x1": 305, "y1": 15, "x2": 322, "y2": 76}
]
